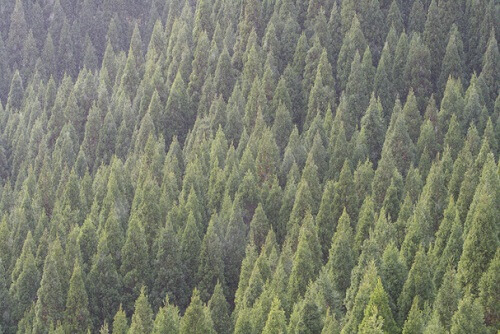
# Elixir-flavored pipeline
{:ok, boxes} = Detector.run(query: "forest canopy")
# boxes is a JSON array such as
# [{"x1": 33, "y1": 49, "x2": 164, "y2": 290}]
[{"x1": 0, "y1": 0, "x2": 498, "y2": 333}]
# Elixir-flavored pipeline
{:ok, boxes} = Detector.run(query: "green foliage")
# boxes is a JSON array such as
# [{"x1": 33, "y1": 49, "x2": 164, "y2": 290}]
[
  {"x1": 359, "y1": 279, "x2": 398, "y2": 334},
  {"x1": 197, "y1": 216, "x2": 225, "y2": 303},
  {"x1": 287, "y1": 212, "x2": 321, "y2": 304},
  {"x1": 129, "y1": 287, "x2": 154, "y2": 334},
  {"x1": 87, "y1": 233, "x2": 121, "y2": 329},
  {"x1": 0, "y1": 1, "x2": 496, "y2": 332},
  {"x1": 457, "y1": 154, "x2": 499, "y2": 292},
  {"x1": 64, "y1": 261, "x2": 90, "y2": 333},
  {"x1": 327, "y1": 209, "x2": 355, "y2": 299},
  {"x1": 208, "y1": 281, "x2": 231, "y2": 334},
  {"x1": 262, "y1": 297, "x2": 287, "y2": 334},
  {"x1": 398, "y1": 246, "x2": 434, "y2": 323},
  {"x1": 152, "y1": 298, "x2": 180, "y2": 334},
  {"x1": 112, "y1": 305, "x2": 128, "y2": 334},
  {"x1": 449, "y1": 292, "x2": 488, "y2": 334},
  {"x1": 478, "y1": 248, "x2": 500, "y2": 330},
  {"x1": 120, "y1": 216, "x2": 149, "y2": 314},
  {"x1": 180, "y1": 289, "x2": 215, "y2": 334}
]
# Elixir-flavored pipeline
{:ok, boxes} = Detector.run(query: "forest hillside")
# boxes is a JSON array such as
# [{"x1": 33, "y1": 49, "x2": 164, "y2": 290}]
[{"x1": 0, "y1": 0, "x2": 498, "y2": 333}]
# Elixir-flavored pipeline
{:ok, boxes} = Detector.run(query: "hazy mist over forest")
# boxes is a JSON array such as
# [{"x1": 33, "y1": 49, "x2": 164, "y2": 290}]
[{"x1": 0, "y1": 0, "x2": 498, "y2": 333}]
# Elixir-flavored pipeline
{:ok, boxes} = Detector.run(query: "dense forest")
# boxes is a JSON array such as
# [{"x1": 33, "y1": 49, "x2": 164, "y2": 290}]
[{"x1": 0, "y1": 0, "x2": 498, "y2": 332}]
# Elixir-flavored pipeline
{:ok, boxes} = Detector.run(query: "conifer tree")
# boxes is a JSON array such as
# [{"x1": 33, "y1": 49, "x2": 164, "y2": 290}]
[
  {"x1": 208, "y1": 281, "x2": 231, "y2": 334},
  {"x1": 337, "y1": 15, "x2": 367, "y2": 92},
  {"x1": 0, "y1": 258, "x2": 11, "y2": 333},
  {"x1": 401, "y1": 296, "x2": 425, "y2": 334},
  {"x1": 120, "y1": 215, "x2": 149, "y2": 314},
  {"x1": 478, "y1": 30, "x2": 499, "y2": 110},
  {"x1": 152, "y1": 218, "x2": 186, "y2": 310},
  {"x1": 361, "y1": 95, "x2": 385, "y2": 164},
  {"x1": 457, "y1": 154, "x2": 499, "y2": 292},
  {"x1": 398, "y1": 246, "x2": 434, "y2": 323},
  {"x1": 316, "y1": 181, "x2": 336, "y2": 260},
  {"x1": 380, "y1": 243, "x2": 407, "y2": 313},
  {"x1": 392, "y1": 31, "x2": 409, "y2": 99},
  {"x1": 128, "y1": 287, "x2": 154, "y2": 334},
  {"x1": 322, "y1": 308, "x2": 341, "y2": 334},
  {"x1": 180, "y1": 213, "x2": 201, "y2": 294},
  {"x1": 405, "y1": 34, "x2": 432, "y2": 110},
  {"x1": 7, "y1": 0, "x2": 28, "y2": 66},
  {"x1": 478, "y1": 248, "x2": 500, "y2": 329},
  {"x1": 112, "y1": 305, "x2": 128, "y2": 334},
  {"x1": 342, "y1": 261, "x2": 379, "y2": 334},
  {"x1": 439, "y1": 26, "x2": 465, "y2": 97},
  {"x1": 6, "y1": 70, "x2": 24, "y2": 111},
  {"x1": 359, "y1": 278, "x2": 398, "y2": 334},
  {"x1": 197, "y1": 216, "x2": 225, "y2": 302},
  {"x1": 432, "y1": 267, "x2": 461, "y2": 331},
  {"x1": 87, "y1": 233, "x2": 121, "y2": 329},
  {"x1": 64, "y1": 260, "x2": 90, "y2": 333},
  {"x1": 180, "y1": 289, "x2": 215, "y2": 334},
  {"x1": 449, "y1": 292, "x2": 488, "y2": 334},
  {"x1": 262, "y1": 297, "x2": 287, "y2": 334},
  {"x1": 152, "y1": 297, "x2": 180, "y2": 334},
  {"x1": 287, "y1": 212, "x2": 321, "y2": 304},
  {"x1": 327, "y1": 209, "x2": 355, "y2": 299},
  {"x1": 9, "y1": 233, "x2": 39, "y2": 325}
]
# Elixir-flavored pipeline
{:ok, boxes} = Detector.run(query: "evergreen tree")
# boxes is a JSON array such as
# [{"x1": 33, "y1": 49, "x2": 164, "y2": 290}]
[
  {"x1": 7, "y1": 0, "x2": 28, "y2": 66},
  {"x1": 112, "y1": 305, "x2": 128, "y2": 334},
  {"x1": 478, "y1": 248, "x2": 500, "y2": 329},
  {"x1": 180, "y1": 213, "x2": 201, "y2": 294},
  {"x1": 152, "y1": 298, "x2": 180, "y2": 334},
  {"x1": 361, "y1": 95, "x2": 385, "y2": 164},
  {"x1": 120, "y1": 215, "x2": 149, "y2": 314},
  {"x1": 478, "y1": 30, "x2": 499, "y2": 110},
  {"x1": 129, "y1": 287, "x2": 154, "y2": 334},
  {"x1": 449, "y1": 292, "x2": 488, "y2": 334},
  {"x1": 438, "y1": 26, "x2": 465, "y2": 98},
  {"x1": 262, "y1": 297, "x2": 287, "y2": 334},
  {"x1": 401, "y1": 297, "x2": 425, "y2": 334},
  {"x1": 152, "y1": 218, "x2": 186, "y2": 310},
  {"x1": 64, "y1": 261, "x2": 90, "y2": 333},
  {"x1": 197, "y1": 216, "x2": 225, "y2": 302},
  {"x1": 397, "y1": 246, "x2": 434, "y2": 323},
  {"x1": 457, "y1": 154, "x2": 499, "y2": 292},
  {"x1": 32, "y1": 239, "x2": 66, "y2": 334},
  {"x1": 287, "y1": 212, "x2": 321, "y2": 304},
  {"x1": 208, "y1": 281, "x2": 231, "y2": 334},
  {"x1": 327, "y1": 209, "x2": 355, "y2": 299},
  {"x1": 9, "y1": 233, "x2": 39, "y2": 325},
  {"x1": 432, "y1": 267, "x2": 461, "y2": 331},
  {"x1": 405, "y1": 34, "x2": 432, "y2": 110},
  {"x1": 87, "y1": 233, "x2": 121, "y2": 329},
  {"x1": 322, "y1": 308, "x2": 341, "y2": 334},
  {"x1": 392, "y1": 31, "x2": 409, "y2": 99},
  {"x1": 359, "y1": 278, "x2": 398, "y2": 334},
  {"x1": 337, "y1": 15, "x2": 367, "y2": 92},
  {"x1": 0, "y1": 258, "x2": 11, "y2": 333},
  {"x1": 180, "y1": 289, "x2": 215, "y2": 334}
]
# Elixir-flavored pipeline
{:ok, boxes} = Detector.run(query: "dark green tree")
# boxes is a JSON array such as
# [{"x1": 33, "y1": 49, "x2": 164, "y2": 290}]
[
  {"x1": 120, "y1": 215, "x2": 149, "y2": 314},
  {"x1": 478, "y1": 248, "x2": 500, "y2": 330},
  {"x1": 197, "y1": 216, "x2": 225, "y2": 302},
  {"x1": 327, "y1": 209, "x2": 355, "y2": 299},
  {"x1": 208, "y1": 281, "x2": 231, "y2": 334}
]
